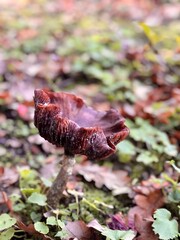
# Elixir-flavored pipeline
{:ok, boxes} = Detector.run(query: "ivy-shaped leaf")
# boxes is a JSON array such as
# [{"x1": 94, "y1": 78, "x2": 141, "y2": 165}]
[
  {"x1": 0, "y1": 214, "x2": 17, "y2": 231},
  {"x1": 55, "y1": 230, "x2": 69, "y2": 238},
  {"x1": 46, "y1": 216, "x2": 57, "y2": 226},
  {"x1": 117, "y1": 140, "x2": 136, "y2": 156},
  {"x1": 34, "y1": 222, "x2": 49, "y2": 234},
  {"x1": 101, "y1": 228, "x2": 136, "y2": 240},
  {"x1": 0, "y1": 227, "x2": 15, "y2": 240},
  {"x1": 27, "y1": 192, "x2": 47, "y2": 206},
  {"x1": 130, "y1": 118, "x2": 177, "y2": 157},
  {"x1": 152, "y1": 208, "x2": 179, "y2": 240},
  {"x1": 136, "y1": 151, "x2": 158, "y2": 165},
  {"x1": 46, "y1": 216, "x2": 65, "y2": 229}
]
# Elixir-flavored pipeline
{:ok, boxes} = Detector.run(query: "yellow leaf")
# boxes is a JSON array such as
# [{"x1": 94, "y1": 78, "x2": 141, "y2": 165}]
[{"x1": 139, "y1": 22, "x2": 159, "y2": 45}]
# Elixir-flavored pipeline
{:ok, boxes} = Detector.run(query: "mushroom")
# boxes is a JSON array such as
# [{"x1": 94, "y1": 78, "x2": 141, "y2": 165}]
[{"x1": 34, "y1": 89, "x2": 129, "y2": 208}]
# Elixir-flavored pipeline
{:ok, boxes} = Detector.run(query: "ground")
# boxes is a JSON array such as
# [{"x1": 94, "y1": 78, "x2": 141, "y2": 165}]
[{"x1": 0, "y1": 0, "x2": 179, "y2": 239}]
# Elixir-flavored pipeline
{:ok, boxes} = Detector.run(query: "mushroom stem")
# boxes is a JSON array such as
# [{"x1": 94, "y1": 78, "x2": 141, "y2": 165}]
[{"x1": 47, "y1": 154, "x2": 75, "y2": 209}]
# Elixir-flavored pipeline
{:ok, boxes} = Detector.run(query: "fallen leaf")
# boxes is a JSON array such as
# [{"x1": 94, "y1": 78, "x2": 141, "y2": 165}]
[
  {"x1": 134, "y1": 189, "x2": 164, "y2": 215},
  {"x1": 0, "y1": 191, "x2": 13, "y2": 211},
  {"x1": 128, "y1": 187, "x2": 165, "y2": 240},
  {"x1": 134, "y1": 214, "x2": 158, "y2": 240},
  {"x1": 17, "y1": 221, "x2": 53, "y2": 240},
  {"x1": 108, "y1": 212, "x2": 135, "y2": 231},
  {"x1": 66, "y1": 220, "x2": 101, "y2": 240},
  {"x1": 87, "y1": 219, "x2": 104, "y2": 232},
  {"x1": 74, "y1": 163, "x2": 131, "y2": 195},
  {"x1": 0, "y1": 167, "x2": 19, "y2": 188},
  {"x1": 134, "y1": 86, "x2": 180, "y2": 123},
  {"x1": 40, "y1": 156, "x2": 58, "y2": 179}
]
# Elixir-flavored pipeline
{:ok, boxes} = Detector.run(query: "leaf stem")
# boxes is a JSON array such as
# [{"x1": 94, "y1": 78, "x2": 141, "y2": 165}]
[{"x1": 47, "y1": 154, "x2": 75, "y2": 209}]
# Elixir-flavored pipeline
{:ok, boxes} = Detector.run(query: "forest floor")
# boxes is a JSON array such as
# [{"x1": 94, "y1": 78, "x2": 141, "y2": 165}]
[{"x1": 0, "y1": 0, "x2": 179, "y2": 239}]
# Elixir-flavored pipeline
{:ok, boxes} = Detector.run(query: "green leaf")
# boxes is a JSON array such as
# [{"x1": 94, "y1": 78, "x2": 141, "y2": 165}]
[
  {"x1": 168, "y1": 189, "x2": 180, "y2": 203},
  {"x1": 34, "y1": 222, "x2": 49, "y2": 234},
  {"x1": 0, "y1": 227, "x2": 15, "y2": 240},
  {"x1": 41, "y1": 177, "x2": 52, "y2": 187},
  {"x1": 57, "y1": 219, "x2": 66, "y2": 229},
  {"x1": 19, "y1": 168, "x2": 41, "y2": 196},
  {"x1": 12, "y1": 202, "x2": 25, "y2": 212},
  {"x1": 30, "y1": 212, "x2": 42, "y2": 222},
  {"x1": 137, "y1": 151, "x2": 158, "y2": 165},
  {"x1": 130, "y1": 118, "x2": 177, "y2": 157},
  {"x1": 27, "y1": 192, "x2": 47, "y2": 206},
  {"x1": 101, "y1": 228, "x2": 136, "y2": 240},
  {"x1": 0, "y1": 214, "x2": 17, "y2": 231},
  {"x1": 117, "y1": 140, "x2": 136, "y2": 156},
  {"x1": 152, "y1": 208, "x2": 179, "y2": 240},
  {"x1": 46, "y1": 216, "x2": 65, "y2": 228},
  {"x1": 164, "y1": 144, "x2": 177, "y2": 157},
  {"x1": 55, "y1": 230, "x2": 69, "y2": 238},
  {"x1": 46, "y1": 216, "x2": 57, "y2": 226}
]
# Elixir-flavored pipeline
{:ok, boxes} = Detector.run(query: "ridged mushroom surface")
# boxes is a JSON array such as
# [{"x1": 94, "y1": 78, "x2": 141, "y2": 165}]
[{"x1": 34, "y1": 89, "x2": 129, "y2": 160}]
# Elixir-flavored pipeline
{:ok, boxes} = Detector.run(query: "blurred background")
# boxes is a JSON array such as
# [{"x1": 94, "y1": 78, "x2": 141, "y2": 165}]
[{"x1": 0, "y1": 0, "x2": 180, "y2": 168}]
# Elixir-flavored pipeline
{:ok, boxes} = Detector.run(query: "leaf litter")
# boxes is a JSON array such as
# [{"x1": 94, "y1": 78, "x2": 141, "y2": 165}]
[
  {"x1": 74, "y1": 163, "x2": 131, "y2": 195},
  {"x1": 0, "y1": 0, "x2": 180, "y2": 239}
]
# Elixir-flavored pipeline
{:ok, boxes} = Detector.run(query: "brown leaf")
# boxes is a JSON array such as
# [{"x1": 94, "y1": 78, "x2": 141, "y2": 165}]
[
  {"x1": 66, "y1": 220, "x2": 100, "y2": 240},
  {"x1": 17, "y1": 221, "x2": 53, "y2": 240},
  {"x1": 0, "y1": 167, "x2": 19, "y2": 188},
  {"x1": 134, "y1": 86, "x2": 180, "y2": 123},
  {"x1": 17, "y1": 222, "x2": 36, "y2": 235},
  {"x1": 134, "y1": 214, "x2": 158, "y2": 240},
  {"x1": 128, "y1": 206, "x2": 158, "y2": 240},
  {"x1": 74, "y1": 163, "x2": 131, "y2": 194},
  {"x1": 87, "y1": 219, "x2": 104, "y2": 232},
  {"x1": 40, "y1": 156, "x2": 58, "y2": 179},
  {"x1": 128, "y1": 187, "x2": 165, "y2": 240},
  {"x1": 0, "y1": 191, "x2": 13, "y2": 211},
  {"x1": 134, "y1": 189, "x2": 164, "y2": 215}
]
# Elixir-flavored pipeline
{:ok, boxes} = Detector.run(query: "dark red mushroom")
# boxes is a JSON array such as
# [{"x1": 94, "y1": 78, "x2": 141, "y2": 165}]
[{"x1": 34, "y1": 89, "x2": 129, "y2": 208}]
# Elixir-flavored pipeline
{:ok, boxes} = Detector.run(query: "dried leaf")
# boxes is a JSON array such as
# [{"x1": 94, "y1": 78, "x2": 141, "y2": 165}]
[
  {"x1": 134, "y1": 214, "x2": 158, "y2": 240},
  {"x1": 66, "y1": 220, "x2": 100, "y2": 240},
  {"x1": 0, "y1": 167, "x2": 19, "y2": 188},
  {"x1": 74, "y1": 163, "x2": 131, "y2": 194},
  {"x1": 108, "y1": 213, "x2": 135, "y2": 231}
]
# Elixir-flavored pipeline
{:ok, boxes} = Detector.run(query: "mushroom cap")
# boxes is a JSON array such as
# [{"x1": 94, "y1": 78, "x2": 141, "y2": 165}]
[{"x1": 34, "y1": 89, "x2": 129, "y2": 160}]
